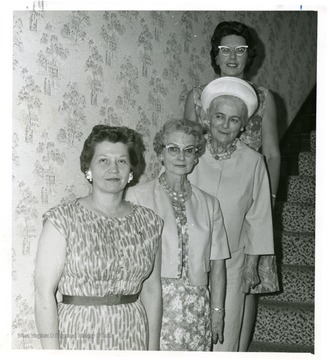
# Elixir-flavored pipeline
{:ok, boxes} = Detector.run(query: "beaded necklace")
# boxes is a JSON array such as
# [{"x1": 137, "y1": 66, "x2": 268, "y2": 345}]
[
  {"x1": 159, "y1": 173, "x2": 192, "y2": 204},
  {"x1": 207, "y1": 135, "x2": 238, "y2": 161}
]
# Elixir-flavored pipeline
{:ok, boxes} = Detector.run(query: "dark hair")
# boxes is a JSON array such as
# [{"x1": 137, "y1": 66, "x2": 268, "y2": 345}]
[
  {"x1": 153, "y1": 119, "x2": 207, "y2": 158},
  {"x1": 210, "y1": 21, "x2": 257, "y2": 75},
  {"x1": 80, "y1": 125, "x2": 145, "y2": 186}
]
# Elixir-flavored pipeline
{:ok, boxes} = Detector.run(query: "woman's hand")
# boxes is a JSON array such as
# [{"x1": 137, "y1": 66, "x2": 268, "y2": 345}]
[
  {"x1": 211, "y1": 308, "x2": 224, "y2": 344},
  {"x1": 241, "y1": 254, "x2": 260, "y2": 293}
]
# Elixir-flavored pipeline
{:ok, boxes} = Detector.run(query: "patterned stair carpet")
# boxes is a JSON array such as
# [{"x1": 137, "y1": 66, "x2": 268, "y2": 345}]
[{"x1": 248, "y1": 130, "x2": 315, "y2": 353}]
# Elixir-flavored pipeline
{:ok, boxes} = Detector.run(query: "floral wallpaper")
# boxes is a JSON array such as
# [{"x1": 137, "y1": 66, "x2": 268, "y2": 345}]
[{"x1": 12, "y1": 10, "x2": 317, "y2": 349}]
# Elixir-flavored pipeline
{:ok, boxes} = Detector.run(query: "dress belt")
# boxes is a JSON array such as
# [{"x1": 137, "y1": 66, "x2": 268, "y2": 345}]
[{"x1": 62, "y1": 293, "x2": 139, "y2": 306}]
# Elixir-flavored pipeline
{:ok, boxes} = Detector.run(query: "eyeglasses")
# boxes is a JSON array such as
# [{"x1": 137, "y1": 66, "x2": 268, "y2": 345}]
[
  {"x1": 163, "y1": 144, "x2": 198, "y2": 157},
  {"x1": 217, "y1": 45, "x2": 248, "y2": 56}
]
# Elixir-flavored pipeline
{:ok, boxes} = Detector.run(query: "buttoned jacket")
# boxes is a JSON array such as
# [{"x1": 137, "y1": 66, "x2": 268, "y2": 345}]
[
  {"x1": 188, "y1": 139, "x2": 274, "y2": 255},
  {"x1": 126, "y1": 179, "x2": 230, "y2": 286}
]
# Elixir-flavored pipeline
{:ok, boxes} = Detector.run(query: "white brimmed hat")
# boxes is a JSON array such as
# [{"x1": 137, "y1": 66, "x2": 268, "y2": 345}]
[{"x1": 201, "y1": 77, "x2": 258, "y2": 118}]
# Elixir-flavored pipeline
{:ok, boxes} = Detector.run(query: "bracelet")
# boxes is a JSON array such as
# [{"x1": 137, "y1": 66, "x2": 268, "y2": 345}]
[
  {"x1": 212, "y1": 307, "x2": 225, "y2": 313},
  {"x1": 271, "y1": 194, "x2": 276, "y2": 199}
]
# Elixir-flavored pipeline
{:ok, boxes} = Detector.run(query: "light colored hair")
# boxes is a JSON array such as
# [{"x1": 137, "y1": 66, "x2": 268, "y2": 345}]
[
  {"x1": 153, "y1": 119, "x2": 207, "y2": 157},
  {"x1": 207, "y1": 95, "x2": 248, "y2": 127}
]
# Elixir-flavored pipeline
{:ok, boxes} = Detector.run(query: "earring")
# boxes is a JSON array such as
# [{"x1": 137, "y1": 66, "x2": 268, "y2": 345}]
[
  {"x1": 128, "y1": 172, "x2": 134, "y2": 183},
  {"x1": 85, "y1": 170, "x2": 93, "y2": 182}
]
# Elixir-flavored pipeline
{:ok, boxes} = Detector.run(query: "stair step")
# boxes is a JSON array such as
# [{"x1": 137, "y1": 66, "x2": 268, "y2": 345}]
[
  {"x1": 248, "y1": 340, "x2": 314, "y2": 353},
  {"x1": 274, "y1": 202, "x2": 315, "y2": 233},
  {"x1": 286, "y1": 176, "x2": 315, "y2": 203},
  {"x1": 298, "y1": 151, "x2": 315, "y2": 176},
  {"x1": 310, "y1": 130, "x2": 316, "y2": 152},
  {"x1": 260, "y1": 264, "x2": 314, "y2": 304},
  {"x1": 274, "y1": 231, "x2": 315, "y2": 266},
  {"x1": 253, "y1": 300, "x2": 314, "y2": 346},
  {"x1": 277, "y1": 175, "x2": 315, "y2": 203}
]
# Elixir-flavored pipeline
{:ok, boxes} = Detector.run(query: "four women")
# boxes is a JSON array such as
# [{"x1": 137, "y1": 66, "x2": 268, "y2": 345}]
[{"x1": 35, "y1": 20, "x2": 279, "y2": 352}]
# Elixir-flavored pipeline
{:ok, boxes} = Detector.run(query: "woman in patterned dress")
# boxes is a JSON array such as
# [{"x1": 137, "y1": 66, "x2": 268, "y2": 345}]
[
  {"x1": 34, "y1": 125, "x2": 163, "y2": 350},
  {"x1": 126, "y1": 119, "x2": 230, "y2": 351},
  {"x1": 184, "y1": 21, "x2": 280, "y2": 351}
]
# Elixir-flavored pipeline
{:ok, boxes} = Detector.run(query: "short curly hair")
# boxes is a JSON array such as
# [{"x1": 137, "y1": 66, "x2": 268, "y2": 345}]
[
  {"x1": 153, "y1": 119, "x2": 207, "y2": 158},
  {"x1": 210, "y1": 21, "x2": 257, "y2": 75},
  {"x1": 80, "y1": 125, "x2": 145, "y2": 186}
]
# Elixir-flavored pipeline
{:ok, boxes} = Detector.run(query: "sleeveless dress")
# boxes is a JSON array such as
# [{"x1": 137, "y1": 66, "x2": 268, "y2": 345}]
[
  {"x1": 43, "y1": 199, "x2": 163, "y2": 350},
  {"x1": 159, "y1": 193, "x2": 212, "y2": 351},
  {"x1": 191, "y1": 82, "x2": 279, "y2": 294}
]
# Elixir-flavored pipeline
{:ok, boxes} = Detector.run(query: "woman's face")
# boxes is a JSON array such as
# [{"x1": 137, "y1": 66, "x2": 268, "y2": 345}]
[
  {"x1": 216, "y1": 35, "x2": 248, "y2": 78},
  {"x1": 209, "y1": 96, "x2": 246, "y2": 146},
  {"x1": 89, "y1": 141, "x2": 131, "y2": 194},
  {"x1": 160, "y1": 131, "x2": 197, "y2": 177}
]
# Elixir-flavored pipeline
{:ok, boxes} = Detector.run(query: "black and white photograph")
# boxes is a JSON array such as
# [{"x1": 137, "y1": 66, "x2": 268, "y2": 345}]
[{"x1": 2, "y1": 0, "x2": 326, "y2": 358}]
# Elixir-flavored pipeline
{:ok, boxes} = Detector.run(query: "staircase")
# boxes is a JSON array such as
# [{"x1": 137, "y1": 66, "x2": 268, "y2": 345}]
[{"x1": 249, "y1": 86, "x2": 316, "y2": 353}]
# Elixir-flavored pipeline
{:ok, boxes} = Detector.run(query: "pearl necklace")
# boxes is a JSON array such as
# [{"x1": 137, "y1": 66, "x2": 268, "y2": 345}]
[
  {"x1": 207, "y1": 135, "x2": 238, "y2": 161},
  {"x1": 159, "y1": 173, "x2": 192, "y2": 204}
]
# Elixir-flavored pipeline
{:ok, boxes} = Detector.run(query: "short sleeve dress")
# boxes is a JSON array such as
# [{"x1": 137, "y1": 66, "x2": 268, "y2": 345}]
[
  {"x1": 43, "y1": 199, "x2": 163, "y2": 350},
  {"x1": 191, "y1": 82, "x2": 279, "y2": 294}
]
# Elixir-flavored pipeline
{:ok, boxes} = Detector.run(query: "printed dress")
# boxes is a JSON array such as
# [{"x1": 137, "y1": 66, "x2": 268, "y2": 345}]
[
  {"x1": 192, "y1": 82, "x2": 279, "y2": 294},
  {"x1": 43, "y1": 199, "x2": 163, "y2": 350},
  {"x1": 160, "y1": 198, "x2": 211, "y2": 351}
]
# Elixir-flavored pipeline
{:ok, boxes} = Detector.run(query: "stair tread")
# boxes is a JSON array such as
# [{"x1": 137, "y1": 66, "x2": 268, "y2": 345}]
[
  {"x1": 258, "y1": 299, "x2": 314, "y2": 309},
  {"x1": 254, "y1": 300, "x2": 314, "y2": 345},
  {"x1": 281, "y1": 263, "x2": 314, "y2": 271},
  {"x1": 274, "y1": 202, "x2": 315, "y2": 233},
  {"x1": 260, "y1": 264, "x2": 314, "y2": 303},
  {"x1": 248, "y1": 340, "x2": 314, "y2": 353}
]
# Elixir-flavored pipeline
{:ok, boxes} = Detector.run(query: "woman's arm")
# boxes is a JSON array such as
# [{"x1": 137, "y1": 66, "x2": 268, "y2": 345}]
[
  {"x1": 210, "y1": 259, "x2": 226, "y2": 345},
  {"x1": 184, "y1": 88, "x2": 197, "y2": 121},
  {"x1": 140, "y1": 240, "x2": 162, "y2": 350},
  {"x1": 261, "y1": 90, "x2": 281, "y2": 205},
  {"x1": 34, "y1": 219, "x2": 66, "y2": 349}
]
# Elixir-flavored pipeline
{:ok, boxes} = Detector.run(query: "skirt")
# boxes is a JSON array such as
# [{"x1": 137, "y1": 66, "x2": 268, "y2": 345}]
[{"x1": 160, "y1": 275, "x2": 211, "y2": 351}]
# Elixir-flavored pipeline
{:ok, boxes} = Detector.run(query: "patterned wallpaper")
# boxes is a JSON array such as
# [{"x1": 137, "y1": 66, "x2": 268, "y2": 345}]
[{"x1": 12, "y1": 10, "x2": 317, "y2": 349}]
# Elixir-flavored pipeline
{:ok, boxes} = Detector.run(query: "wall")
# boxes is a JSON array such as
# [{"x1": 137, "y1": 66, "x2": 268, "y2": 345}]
[{"x1": 12, "y1": 10, "x2": 317, "y2": 349}]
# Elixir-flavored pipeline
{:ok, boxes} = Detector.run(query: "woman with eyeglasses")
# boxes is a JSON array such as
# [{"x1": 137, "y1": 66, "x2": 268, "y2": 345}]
[
  {"x1": 126, "y1": 119, "x2": 230, "y2": 351},
  {"x1": 184, "y1": 21, "x2": 280, "y2": 351}
]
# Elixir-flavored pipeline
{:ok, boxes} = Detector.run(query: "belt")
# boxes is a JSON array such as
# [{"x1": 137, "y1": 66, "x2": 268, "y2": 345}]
[{"x1": 62, "y1": 293, "x2": 139, "y2": 306}]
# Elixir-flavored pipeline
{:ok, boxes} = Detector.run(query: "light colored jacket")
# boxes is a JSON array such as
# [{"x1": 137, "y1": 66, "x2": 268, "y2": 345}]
[
  {"x1": 126, "y1": 179, "x2": 230, "y2": 286},
  {"x1": 189, "y1": 139, "x2": 274, "y2": 255}
]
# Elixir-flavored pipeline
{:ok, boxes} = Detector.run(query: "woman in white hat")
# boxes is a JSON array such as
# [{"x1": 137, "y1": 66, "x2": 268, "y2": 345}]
[
  {"x1": 185, "y1": 21, "x2": 280, "y2": 351},
  {"x1": 188, "y1": 76, "x2": 275, "y2": 352}
]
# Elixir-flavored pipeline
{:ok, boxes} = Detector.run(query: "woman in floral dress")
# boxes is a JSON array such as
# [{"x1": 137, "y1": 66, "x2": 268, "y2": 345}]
[
  {"x1": 126, "y1": 119, "x2": 230, "y2": 351},
  {"x1": 34, "y1": 125, "x2": 163, "y2": 350}
]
